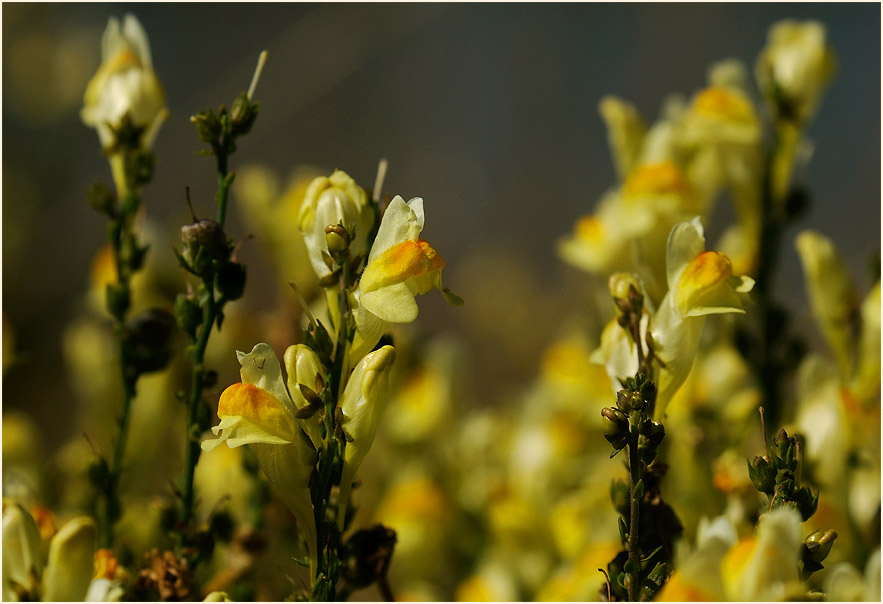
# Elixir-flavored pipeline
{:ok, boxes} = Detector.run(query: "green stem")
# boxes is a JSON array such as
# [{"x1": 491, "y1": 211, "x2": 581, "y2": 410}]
[
  {"x1": 215, "y1": 142, "x2": 231, "y2": 225},
  {"x1": 626, "y1": 428, "x2": 642, "y2": 602},
  {"x1": 181, "y1": 285, "x2": 218, "y2": 526},
  {"x1": 100, "y1": 161, "x2": 140, "y2": 549}
]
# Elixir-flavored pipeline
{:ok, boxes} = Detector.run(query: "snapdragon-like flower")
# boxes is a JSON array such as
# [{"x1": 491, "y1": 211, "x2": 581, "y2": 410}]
[
  {"x1": 201, "y1": 343, "x2": 319, "y2": 580},
  {"x1": 755, "y1": 20, "x2": 836, "y2": 124},
  {"x1": 650, "y1": 217, "x2": 754, "y2": 416},
  {"x1": 594, "y1": 219, "x2": 752, "y2": 417},
  {"x1": 337, "y1": 345, "x2": 396, "y2": 530},
  {"x1": 81, "y1": 14, "x2": 167, "y2": 150},
  {"x1": 357, "y1": 196, "x2": 448, "y2": 324},
  {"x1": 297, "y1": 170, "x2": 374, "y2": 280}
]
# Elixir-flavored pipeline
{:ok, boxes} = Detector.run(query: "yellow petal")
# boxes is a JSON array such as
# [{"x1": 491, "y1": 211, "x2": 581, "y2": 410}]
[
  {"x1": 202, "y1": 383, "x2": 296, "y2": 450},
  {"x1": 623, "y1": 161, "x2": 692, "y2": 198},
  {"x1": 692, "y1": 85, "x2": 756, "y2": 123}
]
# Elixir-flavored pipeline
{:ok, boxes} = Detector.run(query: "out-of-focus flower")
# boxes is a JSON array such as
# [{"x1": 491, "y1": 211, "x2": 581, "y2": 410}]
[
  {"x1": 357, "y1": 196, "x2": 448, "y2": 324},
  {"x1": 656, "y1": 516, "x2": 736, "y2": 601},
  {"x1": 824, "y1": 548, "x2": 881, "y2": 602},
  {"x1": 720, "y1": 508, "x2": 802, "y2": 601},
  {"x1": 650, "y1": 218, "x2": 754, "y2": 416},
  {"x1": 337, "y1": 345, "x2": 396, "y2": 530},
  {"x1": 2, "y1": 501, "x2": 43, "y2": 600},
  {"x1": 202, "y1": 343, "x2": 319, "y2": 580},
  {"x1": 202, "y1": 592, "x2": 233, "y2": 602},
  {"x1": 535, "y1": 541, "x2": 622, "y2": 601},
  {"x1": 41, "y1": 517, "x2": 97, "y2": 602},
  {"x1": 795, "y1": 230, "x2": 859, "y2": 379},
  {"x1": 373, "y1": 471, "x2": 450, "y2": 583},
  {"x1": 455, "y1": 556, "x2": 519, "y2": 602},
  {"x1": 598, "y1": 96, "x2": 646, "y2": 181},
  {"x1": 2, "y1": 502, "x2": 97, "y2": 602},
  {"x1": 755, "y1": 20, "x2": 836, "y2": 124},
  {"x1": 81, "y1": 14, "x2": 166, "y2": 150},
  {"x1": 853, "y1": 282, "x2": 881, "y2": 403},
  {"x1": 297, "y1": 170, "x2": 373, "y2": 280},
  {"x1": 234, "y1": 165, "x2": 322, "y2": 297}
]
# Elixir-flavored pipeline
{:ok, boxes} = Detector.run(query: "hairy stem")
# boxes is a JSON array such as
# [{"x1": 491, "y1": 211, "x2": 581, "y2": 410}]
[{"x1": 627, "y1": 428, "x2": 642, "y2": 602}]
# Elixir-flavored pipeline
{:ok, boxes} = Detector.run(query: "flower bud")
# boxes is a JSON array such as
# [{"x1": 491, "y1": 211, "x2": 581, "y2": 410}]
[
  {"x1": 87, "y1": 182, "x2": 116, "y2": 216},
  {"x1": 191, "y1": 110, "x2": 222, "y2": 145},
  {"x1": 325, "y1": 224, "x2": 350, "y2": 258},
  {"x1": 174, "y1": 293, "x2": 203, "y2": 336},
  {"x1": 340, "y1": 524, "x2": 397, "y2": 589},
  {"x1": 298, "y1": 170, "x2": 372, "y2": 279},
  {"x1": 230, "y1": 93, "x2": 259, "y2": 137},
  {"x1": 125, "y1": 308, "x2": 176, "y2": 376},
  {"x1": 216, "y1": 262, "x2": 246, "y2": 301},
  {"x1": 803, "y1": 529, "x2": 837, "y2": 564},
  {"x1": 747, "y1": 456, "x2": 776, "y2": 495},
  {"x1": 81, "y1": 15, "x2": 167, "y2": 151},
  {"x1": 337, "y1": 345, "x2": 396, "y2": 530},
  {"x1": 180, "y1": 219, "x2": 228, "y2": 276}
]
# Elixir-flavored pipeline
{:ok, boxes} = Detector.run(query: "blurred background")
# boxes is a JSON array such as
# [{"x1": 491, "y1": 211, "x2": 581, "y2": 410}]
[{"x1": 3, "y1": 3, "x2": 880, "y2": 455}]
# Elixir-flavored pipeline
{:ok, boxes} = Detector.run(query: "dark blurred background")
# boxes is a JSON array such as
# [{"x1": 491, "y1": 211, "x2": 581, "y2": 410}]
[{"x1": 3, "y1": 3, "x2": 880, "y2": 446}]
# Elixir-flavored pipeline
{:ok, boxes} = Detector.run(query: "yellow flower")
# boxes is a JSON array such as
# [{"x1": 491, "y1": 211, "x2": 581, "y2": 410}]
[
  {"x1": 721, "y1": 508, "x2": 802, "y2": 601},
  {"x1": 795, "y1": 230, "x2": 858, "y2": 379},
  {"x1": 41, "y1": 517, "x2": 96, "y2": 602},
  {"x1": 337, "y1": 345, "x2": 396, "y2": 530},
  {"x1": 297, "y1": 170, "x2": 373, "y2": 280},
  {"x1": 651, "y1": 218, "x2": 753, "y2": 416},
  {"x1": 598, "y1": 95, "x2": 646, "y2": 181},
  {"x1": 357, "y1": 196, "x2": 447, "y2": 323},
  {"x1": 81, "y1": 14, "x2": 166, "y2": 150},
  {"x1": 202, "y1": 343, "x2": 319, "y2": 581},
  {"x1": 755, "y1": 20, "x2": 836, "y2": 124},
  {"x1": 1, "y1": 502, "x2": 97, "y2": 602}
]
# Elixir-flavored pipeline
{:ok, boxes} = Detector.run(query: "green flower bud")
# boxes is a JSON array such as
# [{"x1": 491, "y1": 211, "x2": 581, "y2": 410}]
[
  {"x1": 230, "y1": 93, "x2": 259, "y2": 137},
  {"x1": 340, "y1": 525, "x2": 397, "y2": 589},
  {"x1": 191, "y1": 110, "x2": 222, "y2": 145},
  {"x1": 174, "y1": 293, "x2": 203, "y2": 336},
  {"x1": 105, "y1": 283, "x2": 130, "y2": 320},
  {"x1": 216, "y1": 262, "x2": 246, "y2": 301},
  {"x1": 803, "y1": 529, "x2": 837, "y2": 564},
  {"x1": 748, "y1": 455, "x2": 776, "y2": 494},
  {"x1": 180, "y1": 218, "x2": 228, "y2": 273},
  {"x1": 126, "y1": 308, "x2": 176, "y2": 376},
  {"x1": 87, "y1": 182, "x2": 116, "y2": 215}
]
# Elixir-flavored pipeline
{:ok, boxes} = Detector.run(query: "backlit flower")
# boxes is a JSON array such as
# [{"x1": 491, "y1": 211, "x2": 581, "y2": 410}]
[
  {"x1": 756, "y1": 20, "x2": 836, "y2": 124},
  {"x1": 297, "y1": 170, "x2": 373, "y2": 280},
  {"x1": 81, "y1": 14, "x2": 166, "y2": 150},
  {"x1": 357, "y1": 196, "x2": 448, "y2": 324},
  {"x1": 202, "y1": 343, "x2": 319, "y2": 580}
]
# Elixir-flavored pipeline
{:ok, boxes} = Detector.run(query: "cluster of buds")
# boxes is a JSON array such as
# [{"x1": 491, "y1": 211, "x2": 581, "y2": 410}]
[
  {"x1": 747, "y1": 428, "x2": 819, "y2": 520},
  {"x1": 174, "y1": 210, "x2": 246, "y2": 335},
  {"x1": 601, "y1": 373, "x2": 663, "y2": 460},
  {"x1": 191, "y1": 91, "x2": 260, "y2": 155}
]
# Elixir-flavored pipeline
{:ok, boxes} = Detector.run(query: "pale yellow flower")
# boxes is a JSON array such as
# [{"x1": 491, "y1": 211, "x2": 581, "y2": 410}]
[
  {"x1": 598, "y1": 95, "x2": 646, "y2": 181},
  {"x1": 202, "y1": 343, "x2": 319, "y2": 580},
  {"x1": 81, "y1": 14, "x2": 166, "y2": 150},
  {"x1": 297, "y1": 170, "x2": 374, "y2": 280},
  {"x1": 651, "y1": 218, "x2": 754, "y2": 416},
  {"x1": 756, "y1": 20, "x2": 836, "y2": 124},
  {"x1": 795, "y1": 230, "x2": 858, "y2": 380},
  {"x1": 357, "y1": 196, "x2": 447, "y2": 324}
]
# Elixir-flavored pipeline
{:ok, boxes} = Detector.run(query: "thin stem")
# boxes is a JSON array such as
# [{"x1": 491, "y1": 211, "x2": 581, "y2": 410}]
[
  {"x1": 181, "y1": 284, "x2": 218, "y2": 526},
  {"x1": 215, "y1": 148, "x2": 231, "y2": 226},
  {"x1": 100, "y1": 157, "x2": 140, "y2": 549},
  {"x1": 626, "y1": 429, "x2": 642, "y2": 602}
]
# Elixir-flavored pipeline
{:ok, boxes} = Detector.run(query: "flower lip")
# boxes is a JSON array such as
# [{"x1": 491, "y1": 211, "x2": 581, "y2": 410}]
[{"x1": 360, "y1": 239, "x2": 445, "y2": 294}]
